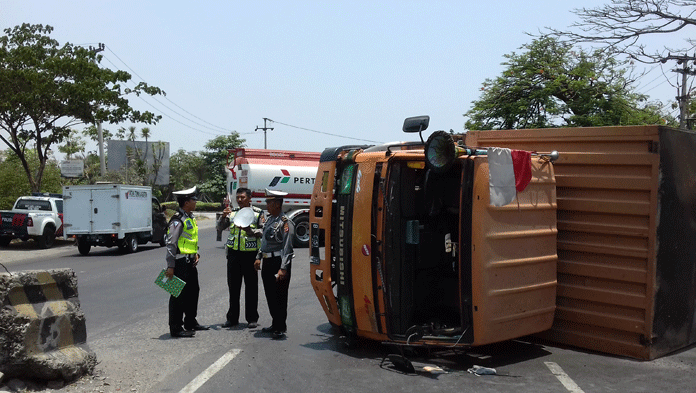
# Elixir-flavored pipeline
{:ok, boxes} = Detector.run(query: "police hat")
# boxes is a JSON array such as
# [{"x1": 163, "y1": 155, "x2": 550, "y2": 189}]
[
  {"x1": 264, "y1": 188, "x2": 287, "y2": 202},
  {"x1": 173, "y1": 186, "x2": 198, "y2": 201}
]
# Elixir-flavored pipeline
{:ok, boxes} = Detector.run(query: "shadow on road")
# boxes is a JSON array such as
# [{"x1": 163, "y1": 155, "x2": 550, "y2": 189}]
[{"x1": 300, "y1": 322, "x2": 552, "y2": 377}]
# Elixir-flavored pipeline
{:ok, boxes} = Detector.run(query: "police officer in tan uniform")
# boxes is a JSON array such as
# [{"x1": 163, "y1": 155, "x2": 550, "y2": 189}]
[{"x1": 254, "y1": 189, "x2": 294, "y2": 338}]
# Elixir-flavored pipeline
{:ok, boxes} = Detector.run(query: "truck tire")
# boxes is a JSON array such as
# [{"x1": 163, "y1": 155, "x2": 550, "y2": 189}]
[
  {"x1": 37, "y1": 225, "x2": 56, "y2": 249},
  {"x1": 77, "y1": 239, "x2": 91, "y2": 256},
  {"x1": 292, "y1": 214, "x2": 310, "y2": 248},
  {"x1": 124, "y1": 235, "x2": 139, "y2": 253},
  {"x1": 0, "y1": 236, "x2": 11, "y2": 247}
]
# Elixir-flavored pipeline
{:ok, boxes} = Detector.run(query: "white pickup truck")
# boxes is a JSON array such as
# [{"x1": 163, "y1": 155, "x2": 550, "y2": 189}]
[{"x1": 0, "y1": 193, "x2": 64, "y2": 248}]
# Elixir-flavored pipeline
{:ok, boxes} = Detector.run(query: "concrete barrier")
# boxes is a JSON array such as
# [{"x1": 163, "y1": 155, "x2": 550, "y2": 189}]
[{"x1": 0, "y1": 268, "x2": 96, "y2": 381}]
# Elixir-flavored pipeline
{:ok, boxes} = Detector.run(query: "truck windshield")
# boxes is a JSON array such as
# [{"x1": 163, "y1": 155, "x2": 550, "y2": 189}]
[{"x1": 15, "y1": 199, "x2": 52, "y2": 211}]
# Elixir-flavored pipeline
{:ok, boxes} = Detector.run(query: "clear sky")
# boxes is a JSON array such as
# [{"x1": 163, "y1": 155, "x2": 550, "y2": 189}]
[{"x1": 0, "y1": 1, "x2": 682, "y2": 158}]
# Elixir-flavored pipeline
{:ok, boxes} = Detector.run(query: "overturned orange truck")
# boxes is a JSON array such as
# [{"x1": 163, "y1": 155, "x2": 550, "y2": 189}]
[{"x1": 309, "y1": 116, "x2": 559, "y2": 347}]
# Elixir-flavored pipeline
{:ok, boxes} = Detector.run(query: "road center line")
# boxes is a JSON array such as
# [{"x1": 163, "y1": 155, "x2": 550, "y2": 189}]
[
  {"x1": 544, "y1": 361, "x2": 585, "y2": 393},
  {"x1": 179, "y1": 349, "x2": 242, "y2": 393}
]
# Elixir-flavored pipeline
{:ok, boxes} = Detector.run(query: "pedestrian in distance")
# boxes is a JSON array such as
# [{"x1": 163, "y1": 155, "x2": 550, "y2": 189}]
[
  {"x1": 165, "y1": 186, "x2": 210, "y2": 338},
  {"x1": 254, "y1": 189, "x2": 295, "y2": 339},
  {"x1": 218, "y1": 187, "x2": 263, "y2": 328}
]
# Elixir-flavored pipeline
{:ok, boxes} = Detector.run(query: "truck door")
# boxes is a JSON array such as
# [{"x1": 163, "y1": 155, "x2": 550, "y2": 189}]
[{"x1": 91, "y1": 188, "x2": 119, "y2": 234}]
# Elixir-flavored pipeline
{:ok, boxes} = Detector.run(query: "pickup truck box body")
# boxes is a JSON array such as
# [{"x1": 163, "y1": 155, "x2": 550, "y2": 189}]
[
  {"x1": 0, "y1": 194, "x2": 64, "y2": 248},
  {"x1": 62, "y1": 184, "x2": 166, "y2": 254}
]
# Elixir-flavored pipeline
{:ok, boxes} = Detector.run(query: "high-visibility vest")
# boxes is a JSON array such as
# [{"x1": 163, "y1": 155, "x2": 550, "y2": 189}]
[
  {"x1": 226, "y1": 207, "x2": 262, "y2": 251},
  {"x1": 172, "y1": 215, "x2": 198, "y2": 254}
]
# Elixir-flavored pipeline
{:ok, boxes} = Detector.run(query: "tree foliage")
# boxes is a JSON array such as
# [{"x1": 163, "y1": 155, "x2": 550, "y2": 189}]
[
  {"x1": 464, "y1": 37, "x2": 674, "y2": 130},
  {"x1": 0, "y1": 23, "x2": 164, "y2": 193},
  {"x1": 0, "y1": 150, "x2": 61, "y2": 209},
  {"x1": 168, "y1": 149, "x2": 206, "y2": 200},
  {"x1": 199, "y1": 133, "x2": 245, "y2": 202}
]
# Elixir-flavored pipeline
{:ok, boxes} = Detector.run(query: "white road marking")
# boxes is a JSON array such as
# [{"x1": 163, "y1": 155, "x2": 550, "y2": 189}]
[
  {"x1": 179, "y1": 349, "x2": 242, "y2": 393},
  {"x1": 544, "y1": 361, "x2": 586, "y2": 393}
]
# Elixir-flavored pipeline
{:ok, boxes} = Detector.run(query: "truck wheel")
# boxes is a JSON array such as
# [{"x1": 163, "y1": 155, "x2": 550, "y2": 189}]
[
  {"x1": 292, "y1": 214, "x2": 310, "y2": 248},
  {"x1": 38, "y1": 226, "x2": 56, "y2": 249},
  {"x1": 0, "y1": 236, "x2": 11, "y2": 247},
  {"x1": 77, "y1": 239, "x2": 91, "y2": 256},
  {"x1": 125, "y1": 235, "x2": 139, "y2": 253}
]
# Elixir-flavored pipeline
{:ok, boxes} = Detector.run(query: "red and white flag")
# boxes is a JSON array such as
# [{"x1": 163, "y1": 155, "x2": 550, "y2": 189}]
[{"x1": 488, "y1": 148, "x2": 532, "y2": 206}]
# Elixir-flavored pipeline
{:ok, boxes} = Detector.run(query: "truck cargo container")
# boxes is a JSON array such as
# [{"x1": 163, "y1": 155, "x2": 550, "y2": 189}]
[
  {"x1": 466, "y1": 125, "x2": 696, "y2": 360},
  {"x1": 62, "y1": 184, "x2": 167, "y2": 255}
]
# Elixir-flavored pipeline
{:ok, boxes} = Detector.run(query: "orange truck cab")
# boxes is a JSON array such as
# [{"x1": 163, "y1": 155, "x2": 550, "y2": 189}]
[{"x1": 309, "y1": 116, "x2": 559, "y2": 347}]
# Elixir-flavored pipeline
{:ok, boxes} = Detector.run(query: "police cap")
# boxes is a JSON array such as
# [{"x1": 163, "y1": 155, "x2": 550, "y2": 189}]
[
  {"x1": 264, "y1": 188, "x2": 287, "y2": 202},
  {"x1": 173, "y1": 186, "x2": 198, "y2": 201}
]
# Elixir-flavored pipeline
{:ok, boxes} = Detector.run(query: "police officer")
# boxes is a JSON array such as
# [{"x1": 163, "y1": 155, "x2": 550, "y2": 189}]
[
  {"x1": 254, "y1": 189, "x2": 294, "y2": 338},
  {"x1": 165, "y1": 186, "x2": 209, "y2": 338},
  {"x1": 218, "y1": 188, "x2": 263, "y2": 328}
]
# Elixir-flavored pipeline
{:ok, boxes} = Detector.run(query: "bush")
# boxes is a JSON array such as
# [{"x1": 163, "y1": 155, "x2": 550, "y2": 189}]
[{"x1": 161, "y1": 201, "x2": 222, "y2": 212}]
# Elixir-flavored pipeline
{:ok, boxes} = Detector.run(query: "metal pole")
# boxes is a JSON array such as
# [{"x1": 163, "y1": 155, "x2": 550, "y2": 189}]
[
  {"x1": 97, "y1": 122, "x2": 106, "y2": 176},
  {"x1": 255, "y1": 118, "x2": 274, "y2": 149}
]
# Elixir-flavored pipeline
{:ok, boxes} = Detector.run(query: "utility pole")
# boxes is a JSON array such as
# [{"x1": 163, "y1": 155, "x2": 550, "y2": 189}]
[
  {"x1": 255, "y1": 118, "x2": 273, "y2": 149},
  {"x1": 89, "y1": 43, "x2": 107, "y2": 175},
  {"x1": 672, "y1": 56, "x2": 696, "y2": 129}
]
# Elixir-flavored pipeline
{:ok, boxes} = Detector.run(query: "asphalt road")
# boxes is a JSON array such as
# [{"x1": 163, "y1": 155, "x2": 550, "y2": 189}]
[{"x1": 3, "y1": 216, "x2": 696, "y2": 393}]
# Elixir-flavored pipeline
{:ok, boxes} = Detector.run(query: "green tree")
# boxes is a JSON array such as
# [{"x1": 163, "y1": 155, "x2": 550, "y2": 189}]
[
  {"x1": 464, "y1": 37, "x2": 674, "y2": 130},
  {"x1": 0, "y1": 23, "x2": 164, "y2": 193},
  {"x1": 546, "y1": 1, "x2": 696, "y2": 128},
  {"x1": 200, "y1": 133, "x2": 244, "y2": 202},
  {"x1": 168, "y1": 149, "x2": 206, "y2": 200},
  {"x1": 0, "y1": 150, "x2": 61, "y2": 209},
  {"x1": 57, "y1": 129, "x2": 86, "y2": 160}
]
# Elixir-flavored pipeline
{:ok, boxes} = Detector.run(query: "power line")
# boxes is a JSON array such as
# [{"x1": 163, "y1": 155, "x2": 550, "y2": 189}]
[
  {"x1": 103, "y1": 46, "x2": 236, "y2": 133},
  {"x1": 267, "y1": 119, "x2": 382, "y2": 144}
]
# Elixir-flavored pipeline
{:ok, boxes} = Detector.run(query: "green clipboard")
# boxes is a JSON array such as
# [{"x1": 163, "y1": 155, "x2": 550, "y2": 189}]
[{"x1": 154, "y1": 269, "x2": 186, "y2": 297}]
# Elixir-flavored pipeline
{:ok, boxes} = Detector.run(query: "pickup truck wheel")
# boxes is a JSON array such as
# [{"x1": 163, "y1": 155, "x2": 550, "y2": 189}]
[
  {"x1": 125, "y1": 235, "x2": 139, "y2": 253},
  {"x1": 0, "y1": 236, "x2": 11, "y2": 247},
  {"x1": 38, "y1": 226, "x2": 56, "y2": 249},
  {"x1": 77, "y1": 240, "x2": 91, "y2": 256},
  {"x1": 292, "y1": 215, "x2": 310, "y2": 248}
]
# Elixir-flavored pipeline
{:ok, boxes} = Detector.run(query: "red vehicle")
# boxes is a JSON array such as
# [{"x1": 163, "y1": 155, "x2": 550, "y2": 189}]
[{"x1": 0, "y1": 193, "x2": 64, "y2": 248}]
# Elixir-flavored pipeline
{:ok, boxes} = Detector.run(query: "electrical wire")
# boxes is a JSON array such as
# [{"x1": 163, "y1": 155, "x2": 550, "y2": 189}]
[
  {"x1": 267, "y1": 119, "x2": 383, "y2": 144},
  {"x1": 105, "y1": 46, "x2": 236, "y2": 133}
]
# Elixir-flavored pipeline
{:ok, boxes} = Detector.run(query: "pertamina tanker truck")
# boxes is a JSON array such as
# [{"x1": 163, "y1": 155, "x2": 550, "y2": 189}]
[{"x1": 224, "y1": 148, "x2": 321, "y2": 247}]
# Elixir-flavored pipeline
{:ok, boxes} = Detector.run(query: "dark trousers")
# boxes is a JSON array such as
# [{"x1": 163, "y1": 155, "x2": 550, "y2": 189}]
[
  {"x1": 169, "y1": 257, "x2": 200, "y2": 333},
  {"x1": 261, "y1": 256, "x2": 291, "y2": 332},
  {"x1": 226, "y1": 249, "x2": 259, "y2": 324}
]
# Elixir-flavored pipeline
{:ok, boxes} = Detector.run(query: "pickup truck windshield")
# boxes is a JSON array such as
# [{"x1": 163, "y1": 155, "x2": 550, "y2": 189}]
[{"x1": 15, "y1": 199, "x2": 52, "y2": 211}]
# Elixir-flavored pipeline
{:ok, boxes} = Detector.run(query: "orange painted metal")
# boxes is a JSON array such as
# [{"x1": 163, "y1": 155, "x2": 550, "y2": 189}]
[
  {"x1": 469, "y1": 156, "x2": 558, "y2": 346},
  {"x1": 310, "y1": 145, "x2": 557, "y2": 348},
  {"x1": 309, "y1": 161, "x2": 342, "y2": 327},
  {"x1": 466, "y1": 125, "x2": 686, "y2": 360}
]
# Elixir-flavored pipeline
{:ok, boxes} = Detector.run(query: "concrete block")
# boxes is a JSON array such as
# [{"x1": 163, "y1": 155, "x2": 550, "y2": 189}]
[{"x1": 0, "y1": 268, "x2": 96, "y2": 381}]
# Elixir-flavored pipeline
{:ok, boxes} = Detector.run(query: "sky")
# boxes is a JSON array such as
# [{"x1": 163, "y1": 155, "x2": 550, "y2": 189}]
[{"x1": 0, "y1": 1, "x2": 685, "y2": 160}]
